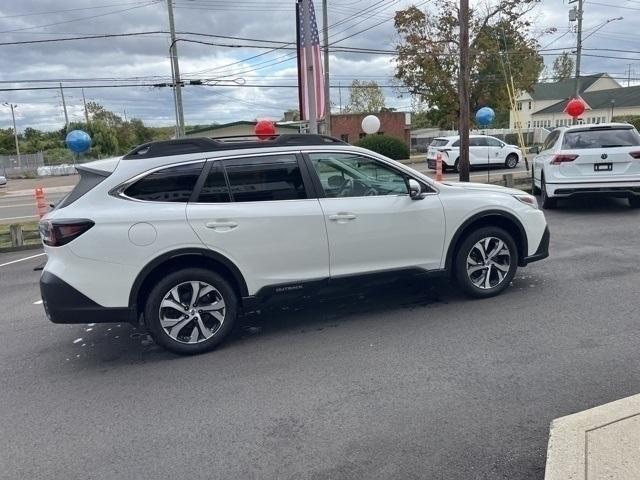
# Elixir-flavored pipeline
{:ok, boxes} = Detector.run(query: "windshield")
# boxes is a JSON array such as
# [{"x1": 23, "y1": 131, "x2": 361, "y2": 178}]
[
  {"x1": 429, "y1": 139, "x2": 449, "y2": 147},
  {"x1": 562, "y1": 127, "x2": 640, "y2": 149}
]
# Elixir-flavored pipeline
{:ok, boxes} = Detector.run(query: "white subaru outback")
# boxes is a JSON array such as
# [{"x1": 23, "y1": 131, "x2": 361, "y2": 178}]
[{"x1": 39, "y1": 134, "x2": 549, "y2": 355}]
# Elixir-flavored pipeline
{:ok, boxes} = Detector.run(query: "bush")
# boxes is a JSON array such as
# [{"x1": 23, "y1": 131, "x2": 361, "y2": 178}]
[{"x1": 356, "y1": 134, "x2": 410, "y2": 160}]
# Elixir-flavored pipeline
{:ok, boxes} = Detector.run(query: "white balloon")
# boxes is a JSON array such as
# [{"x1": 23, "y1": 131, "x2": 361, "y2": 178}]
[{"x1": 361, "y1": 115, "x2": 381, "y2": 134}]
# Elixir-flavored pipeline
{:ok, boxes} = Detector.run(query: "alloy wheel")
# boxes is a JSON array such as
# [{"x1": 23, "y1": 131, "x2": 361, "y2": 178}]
[
  {"x1": 466, "y1": 237, "x2": 511, "y2": 290},
  {"x1": 158, "y1": 281, "x2": 226, "y2": 344}
]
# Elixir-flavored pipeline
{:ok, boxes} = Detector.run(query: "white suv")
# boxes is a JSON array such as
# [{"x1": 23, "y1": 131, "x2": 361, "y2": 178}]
[
  {"x1": 39, "y1": 134, "x2": 549, "y2": 355},
  {"x1": 427, "y1": 135, "x2": 522, "y2": 172},
  {"x1": 532, "y1": 123, "x2": 640, "y2": 209}
]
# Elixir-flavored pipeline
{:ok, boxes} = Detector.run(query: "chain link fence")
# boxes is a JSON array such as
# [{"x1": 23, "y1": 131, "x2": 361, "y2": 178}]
[{"x1": 0, "y1": 152, "x2": 45, "y2": 178}]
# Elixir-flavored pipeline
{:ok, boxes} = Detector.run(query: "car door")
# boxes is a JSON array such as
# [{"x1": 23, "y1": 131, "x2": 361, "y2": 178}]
[
  {"x1": 186, "y1": 153, "x2": 329, "y2": 295},
  {"x1": 305, "y1": 151, "x2": 446, "y2": 277},
  {"x1": 485, "y1": 137, "x2": 505, "y2": 164},
  {"x1": 469, "y1": 137, "x2": 489, "y2": 166}
]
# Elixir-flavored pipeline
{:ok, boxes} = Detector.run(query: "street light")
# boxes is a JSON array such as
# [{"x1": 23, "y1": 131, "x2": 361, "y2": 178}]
[
  {"x1": 2, "y1": 102, "x2": 21, "y2": 167},
  {"x1": 582, "y1": 16, "x2": 623, "y2": 42}
]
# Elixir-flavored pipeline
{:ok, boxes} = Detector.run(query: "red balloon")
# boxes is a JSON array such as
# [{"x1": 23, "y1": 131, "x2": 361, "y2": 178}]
[
  {"x1": 255, "y1": 120, "x2": 276, "y2": 139},
  {"x1": 566, "y1": 98, "x2": 586, "y2": 118}
]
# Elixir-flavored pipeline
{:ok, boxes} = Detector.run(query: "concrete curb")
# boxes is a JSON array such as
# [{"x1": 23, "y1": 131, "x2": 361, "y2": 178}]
[
  {"x1": 545, "y1": 393, "x2": 640, "y2": 479},
  {"x1": 0, "y1": 243, "x2": 42, "y2": 254}
]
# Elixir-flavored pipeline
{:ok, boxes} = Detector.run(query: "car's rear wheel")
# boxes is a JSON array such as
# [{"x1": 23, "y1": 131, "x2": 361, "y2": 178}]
[
  {"x1": 453, "y1": 158, "x2": 460, "y2": 173},
  {"x1": 630, "y1": 196, "x2": 640, "y2": 208},
  {"x1": 540, "y1": 174, "x2": 556, "y2": 209},
  {"x1": 144, "y1": 268, "x2": 237, "y2": 355},
  {"x1": 454, "y1": 227, "x2": 518, "y2": 298},
  {"x1": 505, "y1": 153, "x2": 518, "y2": 169}
]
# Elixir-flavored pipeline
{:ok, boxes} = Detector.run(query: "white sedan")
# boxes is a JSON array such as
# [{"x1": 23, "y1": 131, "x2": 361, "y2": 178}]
[
  {"x1": 0, "y1": 175, "x2": 6, "y2": 186},
  {"x1": 426, "y1": 135, "x2": 522, "y2": 172},
  {"x1": 532, "y1": 123, "x2": 640, "y2": 209}
]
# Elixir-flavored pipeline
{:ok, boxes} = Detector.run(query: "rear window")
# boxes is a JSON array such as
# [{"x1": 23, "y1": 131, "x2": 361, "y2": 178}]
[
  {"x1": 55, "y1": 169, "x2": 108, "y2": 210},
  {"x1": 562, "y1": 127, "x2": 640, "y2": 149},
  {"x1": 125, "y1": 162, "x2": 204, "y2": 202},
  {"x1": 430, "y1": 139, "x2": 449, "y2": 147}
]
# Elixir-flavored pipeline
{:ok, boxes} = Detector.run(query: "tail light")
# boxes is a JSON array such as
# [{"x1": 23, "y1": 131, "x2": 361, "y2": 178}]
[
  {"x1": 39, "y1": 219, "x2": 94, "y2": 247},
  {"x1": 629, "y1": 152, "x2": 640, "y2": 159},
  {"x1": 551, "y1": 154, "x2": 579, "y2": 165}
]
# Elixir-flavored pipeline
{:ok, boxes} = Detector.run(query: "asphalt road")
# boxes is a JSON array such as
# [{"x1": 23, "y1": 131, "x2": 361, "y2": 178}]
[{"x1": 1, "y1": 197, "x2": 639, "y2": 480}]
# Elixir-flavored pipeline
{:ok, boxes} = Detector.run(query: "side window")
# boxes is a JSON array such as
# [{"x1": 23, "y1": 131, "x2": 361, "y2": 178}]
[
  {"x1": 541, "y1": 130, "x2": 560, "y2": 151},
  {"x1": 223, "y1": 155, "x2": 307, "y2": 202},
  {"x1": 309, "y1": 153, "x2": 409, "y2": 198},
  {"x1": 486, "y1": 137, "x2": 502, "y2": 147},
  {"x1": 452, "y1": 140, "x2": 460, "y2": 147},
  {"x1": 125, "y1": 162, "x2": 204, "y2": 202},
  {"x1": 470, "y1": 137, "x2": 487, "y2": 147},
  {"x1": 198, "y1": 163, "x2": 230, "y2": 203}
]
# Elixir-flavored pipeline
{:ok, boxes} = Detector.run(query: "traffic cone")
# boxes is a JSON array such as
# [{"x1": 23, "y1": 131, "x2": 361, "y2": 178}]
[
  {"x1": 35, "y1": 187, "x2": 48, "y2": 218},
  {"x1": 436, "y1": 152, "x2": 444, "y2": 182}
]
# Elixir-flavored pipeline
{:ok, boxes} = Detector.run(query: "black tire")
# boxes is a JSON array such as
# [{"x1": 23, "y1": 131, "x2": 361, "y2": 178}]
[
  {"x1": 540, "y1": 174, "x2": 557, "y2": 209},
  {"x1": 505, "y1": 153, "x2": 518, "y2": 169},
  {"x1": 630, "y1": 196, "x2": 640, "y2": 208},
  {"x1": 531, "y1": 167, "x2": 541, "y2": 195},
  {"x1": 453, "y1": 158, "x2": 460, "y2": 173},
  {"x1": 144, "y1": 268, "x2": 238, "y2": 355},
  {"x1": 454, "y1": 226, "x2": 518, "y2": 299}
]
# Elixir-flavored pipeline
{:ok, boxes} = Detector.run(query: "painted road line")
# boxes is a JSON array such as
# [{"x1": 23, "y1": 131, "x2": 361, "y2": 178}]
[
  {"x1": 0, "y1": 215, "x2": 38, "y2": 222},
  {"x1": 33, "y1": 300, "x2": 43, "y2": 305},
  {"x1": 0, "y1": 252, "x2": 45, "y2": 268},
  {"x1": 0, "y1": 203, "x2": 35, "y2": 209}
]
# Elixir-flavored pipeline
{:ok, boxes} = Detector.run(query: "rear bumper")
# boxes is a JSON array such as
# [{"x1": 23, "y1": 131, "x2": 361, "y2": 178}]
[
  {"x1": 521, "y1": 226, "x2": 550, "y2": 266},
  {"x1": 546, "y1": 180, "x2": 640, "y2": 198},
  {"x1": 40, "y1": 271, "x2": 132, "y2": 324}
]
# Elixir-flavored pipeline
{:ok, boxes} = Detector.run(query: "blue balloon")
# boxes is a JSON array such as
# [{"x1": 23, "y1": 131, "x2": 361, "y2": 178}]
[
  {"x1": 475, "y1": 107, "x2": 495, "y2": 126},
  {"x1": 65, "y1": 130, "x2": 92, "y2": 153}
]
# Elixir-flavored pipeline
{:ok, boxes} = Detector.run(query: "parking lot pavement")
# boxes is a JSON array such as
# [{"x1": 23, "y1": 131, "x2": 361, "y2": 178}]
[
  {"x1": 408, "y1": 159, "x2": 530, "y2": 182},
  {"x1": 1, "y1": 197, "x2": 639, "y2": 480}
]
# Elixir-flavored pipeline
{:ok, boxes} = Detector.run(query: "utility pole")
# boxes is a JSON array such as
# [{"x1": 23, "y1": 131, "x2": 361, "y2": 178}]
[
  {"x1": 81, "y1": 88, "x2": 90, "y2": 125},
  {"x1": 59, "y1": 82, "x2": 69, "y2": 130},
  {"x1": 322, "y1": 0, "x2": 331, "y2": 135},
  {"x1": 458, "y1": 0, "x2": 470, "y2": 182},
  {"x1": 167, "y1": 0, "x2": 185, "y2": 137},
  {"x1": 571, "y1": 0, "x2": 583, "y2": 98},
  {"x1": 338, "y1": 81, "x2": 342, "y2": 113},
  {"x1": 3, "y1": 103, "x2": 21, "y2": 167},
  {"x1": 302, "y1": 0, "x2": 318, "y2": 134},
  {"x1": 628, "y1": 64, "x2": 632, "y2": 87}
]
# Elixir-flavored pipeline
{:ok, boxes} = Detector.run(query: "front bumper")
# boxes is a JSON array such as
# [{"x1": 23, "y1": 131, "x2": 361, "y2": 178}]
[
  {"x1": 521, "y1": 226, "x2": 550, "y2": 266},
  {"x1": 40, "y1": 271, "x2": 132, "y2": 324}
]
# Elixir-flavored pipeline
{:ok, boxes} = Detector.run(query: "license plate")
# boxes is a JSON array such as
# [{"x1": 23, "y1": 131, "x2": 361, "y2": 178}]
[{"x1": 594, "y1": 163, "x2": 612, "y2": 171}]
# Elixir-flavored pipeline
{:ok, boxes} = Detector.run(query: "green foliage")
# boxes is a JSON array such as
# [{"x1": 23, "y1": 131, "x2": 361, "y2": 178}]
[
  {"x1": 394, "y1": 0, "x2": 544, "y2": 128},
  {"x1": 613, "y1": 115, "x2": 640, "y2": 131},
  {"x1": 552, "y1": 52, "x2": 574, "y2": 81},
  {"x1": 345, "y1": 80, "x2": 386, "y2": 113},
  {"x1": 357, "y1": 135, "x2": 410, "y2": 160}
]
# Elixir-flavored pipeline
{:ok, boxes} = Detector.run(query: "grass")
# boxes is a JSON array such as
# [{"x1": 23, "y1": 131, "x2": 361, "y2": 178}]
[{"x1": 0, "y1": 221, "x2": 40, "y2": 249}]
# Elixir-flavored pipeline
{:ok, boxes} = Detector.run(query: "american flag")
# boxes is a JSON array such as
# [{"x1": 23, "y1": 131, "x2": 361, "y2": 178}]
[{"x1": 296, "y1": 0, "x2": 325, "y2": 121}]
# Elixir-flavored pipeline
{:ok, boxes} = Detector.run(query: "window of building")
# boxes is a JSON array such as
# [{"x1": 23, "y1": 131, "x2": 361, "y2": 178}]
[
  {"x1": 528, "y1": 101, "x2": 532, "y2": 110},
  {"x1": 223, "y1": 155, "x2": 307, "y2": 202},
  {"x1": 308, "y1": 153, "x2": 409, "y2": 198},
  {"x1": 359, "y1": 132, "x2": 366, "y2": 139},
  {"x1": 517, "y1": 102, "x2": 523, "y2": 111},
  {"x1": 527, "y1": 121, "x2": 531, "y2": 128},
  {"x1": 125, "y1": 162, "x2": 205, "y2": 202},
  {"x1": 340, "y1": 134, "x2": 349, "y2": 143},
  {"x1": 377, "y1": 131, "x2": 384, "y2": 135}
]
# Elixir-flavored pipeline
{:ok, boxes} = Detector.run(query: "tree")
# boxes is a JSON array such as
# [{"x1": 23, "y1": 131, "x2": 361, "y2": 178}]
[
  {"x1": 345, "y1": 80, "x2": 386, "y2": 113},
  {"x1": 394, "y1": 0, "x2": 544, "y2": 128},
  {"x1": 552, "y1": 52, "x2": 574, "y2": 81}
]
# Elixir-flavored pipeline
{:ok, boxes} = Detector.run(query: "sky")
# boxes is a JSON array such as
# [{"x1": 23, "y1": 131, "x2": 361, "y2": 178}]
[{"x1": 0, "y1": 0, "x2": 637, "y2": 132}]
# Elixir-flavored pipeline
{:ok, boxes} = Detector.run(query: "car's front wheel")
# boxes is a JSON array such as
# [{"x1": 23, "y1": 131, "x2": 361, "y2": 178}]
[
  {"x1": 454, "y1": 227, "x2": 518, "y2": 298},
  {"x1": 505, "y1": 153, "x2": 518, "y2": 169},
  {"x1": 144, "y1": 268, "x2": 238, "y2": 355}
]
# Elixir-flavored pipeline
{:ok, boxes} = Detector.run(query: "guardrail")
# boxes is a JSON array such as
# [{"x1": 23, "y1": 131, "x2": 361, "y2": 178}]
[{"x1": 0, "y1": 223, "x2": 41, "y2": 251}]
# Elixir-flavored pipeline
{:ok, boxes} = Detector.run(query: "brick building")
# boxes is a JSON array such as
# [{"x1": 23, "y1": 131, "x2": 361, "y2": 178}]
[{"x1": 330, "y1": 112, "x2": 411, "y2": 146}]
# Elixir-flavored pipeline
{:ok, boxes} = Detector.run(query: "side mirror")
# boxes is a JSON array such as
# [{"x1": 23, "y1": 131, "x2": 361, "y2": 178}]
[
  {"x1": 531, "y1": 146, "x2": 540, "y2": 155},
  {"x1": 408, "y1": 179, "x2": 424, "y2": 200}
]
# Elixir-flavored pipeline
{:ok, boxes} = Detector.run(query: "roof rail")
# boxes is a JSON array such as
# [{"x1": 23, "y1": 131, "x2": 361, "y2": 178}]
[{"x1": 122, "y1": 134, "x2": 346, "y2": 159}]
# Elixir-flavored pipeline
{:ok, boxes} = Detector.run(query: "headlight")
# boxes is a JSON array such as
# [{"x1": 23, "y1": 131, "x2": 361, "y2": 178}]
[{"x1": 513, "y1": 194, "x2": 538, "y2": 209}]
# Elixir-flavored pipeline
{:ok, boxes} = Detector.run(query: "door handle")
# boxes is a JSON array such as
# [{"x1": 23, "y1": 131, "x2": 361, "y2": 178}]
[
  {"x1": 328, "y1": 213, "x2": 357, "y2": 221},
  {"x1": 205, "y1": 220, "x2": 238, "y2": 230}
]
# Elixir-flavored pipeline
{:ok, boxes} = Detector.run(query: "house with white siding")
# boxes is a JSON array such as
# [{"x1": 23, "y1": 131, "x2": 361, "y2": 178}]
[{"x1": 509, "y1": 74, "x2": 640, "y2": 130}]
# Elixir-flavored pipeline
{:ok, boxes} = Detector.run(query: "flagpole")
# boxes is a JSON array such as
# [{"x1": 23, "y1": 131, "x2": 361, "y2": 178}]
[
  {"x1": 295, "y1": 0, "x2": 304, "y2": 123},
  {"x1": 302, "y1": 0, "x2": 318, "y2": 134}
]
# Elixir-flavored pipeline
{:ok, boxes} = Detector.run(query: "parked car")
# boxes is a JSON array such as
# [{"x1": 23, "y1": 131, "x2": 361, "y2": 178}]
[
  {"x1": 532, "y1": 123, "x2": 640, "y2": 209},
  {"x1": 0, "y1": 175, "x2": 6, "y2": 186},
  {"x1": 39, "y1": 134, "x2": 549, "y2": 355},
  {"x1": 426, "y1": 135, "x2": 522, "y2": 172}
]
